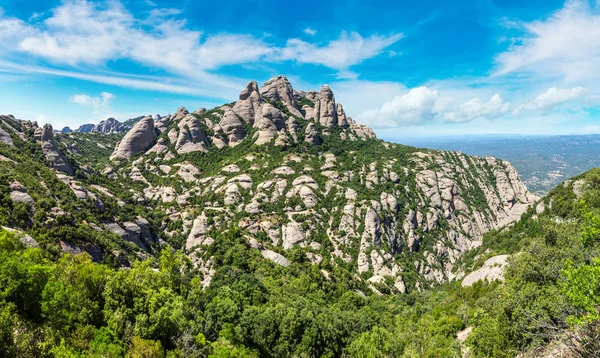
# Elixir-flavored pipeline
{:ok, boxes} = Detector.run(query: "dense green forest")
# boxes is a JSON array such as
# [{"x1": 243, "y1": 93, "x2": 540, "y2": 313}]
[{"x1": 3, "y1": 168, "x2": 600, "y2": 357}]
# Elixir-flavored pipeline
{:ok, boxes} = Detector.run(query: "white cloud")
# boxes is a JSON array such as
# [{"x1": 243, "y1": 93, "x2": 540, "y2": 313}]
[
  {"x1": 514, "y1": 87, "x2": 587, "y2": 113},
  {"x1": 356, "y1": 86, "x2": 509, "y2": 127},
  {"x1": 442, "y1": 94, "x2": 510, "y2": 123},
  {"x1": 69, "y1": 91, "x2": 115, "y2": 113},
  {"x1": 494, "y1": 0, "x2": 600, "y2": 83},
  {"x1": 304, "y1": 27, "x2": 317, "y2": 36},
  {"x1": 279, "y1": 32, "x2": 403, "y2": 76},
  {"x1": 0, "y1": 1, "x2": 399, "y2": 96},
  {"x1": 14, "y1": 1, "x2": 273, "y2": 74}
]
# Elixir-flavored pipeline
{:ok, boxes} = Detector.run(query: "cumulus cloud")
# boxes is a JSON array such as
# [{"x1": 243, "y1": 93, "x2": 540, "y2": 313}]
[
  {"x1": 514, "y1": 87, "x2": 587, "y2": 113},
  {"x1": 356, "y1": 87, "x2": 508, "y2": 127},
  {"x1": 494, "y1": 0, "x2": 600, "y2": 82},
  {"x1": 278, "y1": 31, "x2": 403, "y2": 78},
  {"x1": 442, "y1": 94, "x2": 510, "y2": 123},
  {"x1": 304, "y1": 27, "x2": 317, "y2": 36},
  {"x1": 69, "y1": 91, "x2": 115, "y2": 113}
]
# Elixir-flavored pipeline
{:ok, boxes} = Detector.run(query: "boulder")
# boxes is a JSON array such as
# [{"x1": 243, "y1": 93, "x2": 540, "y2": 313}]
[
  {"x1": 261, "y1": 250, "x2": 290, "y2": 267},
  {"x1": 254, "y1": 104, "x2": 285, "y2": 145},
  {"x1": 219, "y1": 108, "x2": 246, "y2": 146}
]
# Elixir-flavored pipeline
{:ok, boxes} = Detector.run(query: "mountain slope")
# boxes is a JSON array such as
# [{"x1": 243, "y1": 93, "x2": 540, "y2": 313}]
[
  {"x1": 102, "y1": 75, "x2": 537, "y2": 292},
  {"x1": 0, "y1": 76, "x2": 553, "y2": 357}
]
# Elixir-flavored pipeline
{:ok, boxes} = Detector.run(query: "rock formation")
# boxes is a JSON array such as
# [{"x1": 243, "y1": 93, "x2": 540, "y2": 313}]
[
  {"x1": 34, "y1": 124, "x2": 75, "y2": 175},
  {"x1": 75, "y1": 124, "x2": 95, "y2": 132},
  {"x1": 110, "y1": 116, "x2": 157, "y2": 160},
  {"x1": 93, "y1": 117, "x2": 126, "y2": 133}
]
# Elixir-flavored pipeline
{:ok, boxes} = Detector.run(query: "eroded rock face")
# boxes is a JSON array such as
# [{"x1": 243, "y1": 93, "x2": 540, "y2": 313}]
[
  {"x1": 259, "y1": 76, "x2": 303, "y2": 118},
  {"x1": 174, "y1": 115, "x2": 209, "y2": 153},
  {"x1": 0, "y1": 117, "x2": 15, "y2": 146},
  {"x1": 93, "y1": 118, "x2": 126, "y2": 133},
  {"x1": 233, "y1": 81, "x2": 263, "y2": 124},
  {"x1": 254, "y1": 104, "x2": 285, "y2": 145},
  {"x1": 317, "y1": 85, "x2": 338, "y2": 128},
  {"x1": 110, "y1": 117, "x2": 156, "y2": 160},
  {"x1": 261, "y1": 250, "x2": 290, "y2": 267},
  {"x1": 35, "y1": 124, "x2": 75, "y2": 175},
  {"x1": 304, "y1": 123, "x2": 322, "y2": 145},
  {"x1": 219, "y1": 108, "x2": 246, "y2": 146}
]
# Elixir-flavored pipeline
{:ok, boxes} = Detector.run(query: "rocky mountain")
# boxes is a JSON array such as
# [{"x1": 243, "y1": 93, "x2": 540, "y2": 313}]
[
  {"x1": 0, "y1": 77, "x2": 539, "y2": 293},
  {"x1": 13, "y1": 76, "x2": 600, "y2": 358},
  {"x1": 75, "y1": 123, "x2": 95, "y2": 132},
  {"x1": 93, "y1": 117, "x2": 127, "y2": 133},
  {"x1": 74, "y1": 118, "x2": 128, "y2": 134},
  {"x1": 60, "y1": 126, "x2": 73, "y2": 133}
]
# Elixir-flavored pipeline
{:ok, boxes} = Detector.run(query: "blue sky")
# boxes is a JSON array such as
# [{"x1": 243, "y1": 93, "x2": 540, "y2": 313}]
[{"x1": 0, "y1": 0, "x2": 600, "y2": 141}]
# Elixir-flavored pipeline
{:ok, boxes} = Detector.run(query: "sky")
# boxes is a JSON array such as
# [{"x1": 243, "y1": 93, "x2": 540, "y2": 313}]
[{"x1": 0, "y1": 0, "x2": 600, "y2": 141}]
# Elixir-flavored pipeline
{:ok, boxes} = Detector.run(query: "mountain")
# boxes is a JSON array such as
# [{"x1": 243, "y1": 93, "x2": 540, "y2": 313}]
[
  {"x1": 74, "y1": 118, "x2": 129, "y2": 134},
  {"x1": 75, "y1": 123, "x2": 95, "y2": 132},
  {"x1": 93, "y1": 117, "x2": 128, "y2": 133},
  {"x1": 3, "y1": 76, "x2": 580, "y2": 357}
]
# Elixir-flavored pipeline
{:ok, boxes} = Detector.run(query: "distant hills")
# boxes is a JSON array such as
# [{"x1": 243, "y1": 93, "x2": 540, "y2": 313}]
[{"x1": 71, "y1": 117, "x2": 138, "y2": 133}]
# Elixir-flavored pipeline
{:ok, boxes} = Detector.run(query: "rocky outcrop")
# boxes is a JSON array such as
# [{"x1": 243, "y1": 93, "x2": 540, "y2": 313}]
[
  {"x1": 316, "y1": 85, "x2": 338, "y2": 128},
  {"x1": 233, "y1": 81, "x2": 263, "y2": 124},
  {"x1": 75, "y1": 124, "x2": 95, "y2": 132},
  {"x1": 219, "y1": 108, "x2": 246, "y2": 146},
  {"x1": 93, "y1": 117, "x2": 126, "y2": 133},
  {"x1": 261, "y1": 250, "x2": 290, "y2": 267},
  {"x1": 462, "y1": 255, "x2": 509, "y2": 287},
  {"x1": 110, "y1": 116, "x2": 156, "y2": 160},
  {"x1": 9, "y1": 181, "x2": 34, "y2": 205},
  {"x1": 174, "y1": 115, "x2": 209, "y2": 153},
  {"x1": 253, "y1": 104, "x2": 285, "y2": 145},
  {"x1": 0, "y1": 125, "x2": 14, "y2": 146},
  {"x1": 61, "y1": 126, "x2": 73, "y2": 133},
  {"x1": 259, "y1": 76, "x2": 303, "y2": 118},
  {"x1": 34, "y1": 124, "x2": 75, "y2": 175},
  {"x1": 304, "y1": 123, "x2": 321, "y2": 145}
]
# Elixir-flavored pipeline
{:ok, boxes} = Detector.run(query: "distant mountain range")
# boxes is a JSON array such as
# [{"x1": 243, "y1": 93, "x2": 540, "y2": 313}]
[
  {"x1": 69, "y1": 117, "x2": 141, "y2": 133},
  {"x1": 401, "y1": 134, "x2": 600, "y2": 195}
]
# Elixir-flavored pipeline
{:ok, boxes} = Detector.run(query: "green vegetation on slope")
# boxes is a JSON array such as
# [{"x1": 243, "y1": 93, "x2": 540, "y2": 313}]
[{"x1": 5, "y1": 167, "x2": 600, "y2": 357}]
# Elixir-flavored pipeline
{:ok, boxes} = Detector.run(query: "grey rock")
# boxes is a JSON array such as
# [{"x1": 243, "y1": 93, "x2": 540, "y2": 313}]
[
  {"x1": 93, "y1": 118, "x2": 126, "y2": 133},
  {"x1": 259, "y1": 76, "x2": 303, "y2": 118},
  {"x1": 75, "y1": 124, "x2": 95, "y2": 132},
  {"x1": 304, "y1": 123, "x2": 321, "y2": 145},
  {"x1": 35, "y1": 124, "x2": 75, "y2": 175},
  {"x1": 233, "y1": 81, "x2": 263, "y2": 124},
  {"x1": 110, "y1": 116, "x2": 156, "y2": 160},
  {"x1": 261, "y1": 249, "x2": 290, "y2": 267},
  {"x1": 317, "y1": 85, "x2": 337, "y2": 128},
  {"x1": 175, "y1": 115, "x2": 209, "y2": 153},
  {"x1": 219, "y1": 108, "x2": 246, "y2": 146}
]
